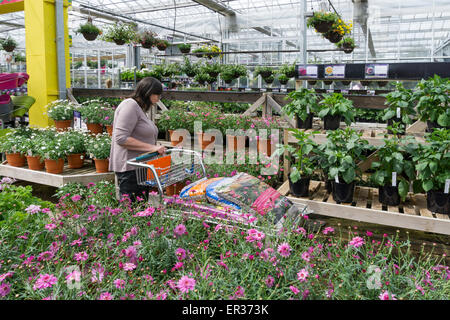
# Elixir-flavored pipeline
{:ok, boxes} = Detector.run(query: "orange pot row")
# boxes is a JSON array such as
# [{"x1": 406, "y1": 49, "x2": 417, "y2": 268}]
[
  {"x1": 5, "y1": 153, "x2": 110, "y2": 174},
  {"x1": 54, "y1": 120, "x2": 113, "y2": 136}
]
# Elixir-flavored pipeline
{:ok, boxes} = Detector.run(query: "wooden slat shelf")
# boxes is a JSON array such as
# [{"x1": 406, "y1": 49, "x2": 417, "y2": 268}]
[
  {"x1": 278, "y1": 180, "x2": 450, "y2": 236},
  {"x1": 0, "y1": 160, "x2": 115, "y2": 187}
]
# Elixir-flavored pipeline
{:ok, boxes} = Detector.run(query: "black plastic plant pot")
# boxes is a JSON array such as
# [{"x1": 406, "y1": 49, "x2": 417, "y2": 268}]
[
  {"x1": 360, "y1": 81, "x2": 371, "y2": 87},
  {"x1": 332, "y1": 181, "x2": 355, "y2": 203},
  {"x1": 379, "y1": 185, "x2": 400, "y2": 206},
  {"x1": 286, "y1": 71, "x2": 297, "y2": 78},
  {"x1": 323, "y1": 80, "x2": 333, "y2": 85},
  {"x1": 378, "y1": 81, "x2": 388, "y2": 87},
  {"x1": 427, "y1": 190, "x2": 450, "y2": 214},
  {"x1": 82, "y1": 32, "x2": 98, "y2": 41},
  {"x1": 325, "y1": 179, "x2": 333, "y2": 193},
  {"x1": 3, "y1": 45, "x2": 15, "y2": 52},
  {"x1": 341, "y1": 80, "x2": 351, "y2": 85},
  {"x1": 260, "y1": 71, "x2": 272, "y2": 78},
  {"x1": 289, "y1": 177, "x2": 311, "y2": 197},
  {"x1": 343, "y1": 48, "x2": 354, "y2": 54},
  {"x1": 308, "y1": 80, "x2": 317, "y2": 85},
  {"x1": 426, "y1": 120, "x2": 449, "y2": 132},
  {"x1": 113, "y1": 39, "x2": 126, "y2": 46},
  {"x1": 296, "y1": 113, "x2": 313, "y2": 129},
  {"x1": 323, "y1": 114, "x2": 341, "y2": 130}
]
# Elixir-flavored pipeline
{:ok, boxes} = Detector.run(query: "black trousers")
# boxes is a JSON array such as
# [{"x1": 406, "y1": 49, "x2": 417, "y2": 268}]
[{"x1": 115, "y1": 170, "x2": 151, "y2": 202}]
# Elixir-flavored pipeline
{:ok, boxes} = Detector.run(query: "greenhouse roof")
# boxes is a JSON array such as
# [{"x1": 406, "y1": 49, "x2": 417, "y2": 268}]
[{"x1": 0, "y1": 0, "x2": 449, "y2": 63}]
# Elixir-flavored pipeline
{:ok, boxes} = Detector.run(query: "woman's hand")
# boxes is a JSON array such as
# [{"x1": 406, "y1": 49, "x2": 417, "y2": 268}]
[{"x1": 156, "y1": 145, "x2": 166, "y2": 154}]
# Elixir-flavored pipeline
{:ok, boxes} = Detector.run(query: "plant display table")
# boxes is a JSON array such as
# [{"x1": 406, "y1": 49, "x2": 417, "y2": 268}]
[
  {"x1": 278, "y1": 180, "x2": 450, "y2": 236},
  {"x1": 0, "y1": 160, "x2": 114, "y2": 187}
]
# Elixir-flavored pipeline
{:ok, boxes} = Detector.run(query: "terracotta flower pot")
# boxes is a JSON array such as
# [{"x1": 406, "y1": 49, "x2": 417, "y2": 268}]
[
  {"x1": 168, "y1": 130, "x2": 184, "y2": 146},
  {"x1": 196, "y1": 132, "x2": 216, "y2": 150},
  {"x1": 87, "y1": 123, "x2": 103, "y2": 135},
  {"x1": 165, "y1": 184, "x2": 176, "y2": 196},
  {"x1": 94, "y1": 158, "x2": 109, "y2": 173},
  {"x1": 106, "y1": 125, "x2": 113, "y2": 136},
  {"x1": 44, "y1": 158, "x2": 65, "y2": 174},
  {"x1": 26, "y1": 155, "x2": 45, "y2": 170},
  {"x1": 6, "y1": 153, "x2": 26, "y2": 167},
  {"x1": 54, "y1": 119, "x2": 72, "y2": 131},
  {"x1": 67, "y1": 153, "x2": 85, "y2": 169}
]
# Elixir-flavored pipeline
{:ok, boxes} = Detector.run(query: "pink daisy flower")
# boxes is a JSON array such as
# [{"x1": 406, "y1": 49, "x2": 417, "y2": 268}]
[
  {"x1": 123, "y1": 263, "x2": 136, "y2": 271},
  {"x1": 174, "y1": 224, "x2": 187, "y2": 236},
  {"x1": 45, "y1": 224, "x2": 57, "y2": 231},
  {"x1": 349, "y1": 236, "x2": 365, "y2": 248},
  {"x1": 322, "y1": 227, "x2": 335, "y2": 235},
  {"x1": 176, "y1": 248, "x2": 186, "y2": 261},
  {"x1": 33, "y1": 273, "x2": 58, "y2": 290},
  {"x1": 25, "y1": 204, "x2": 41, "y2": 215},
  {"x1": 301, "y1": 252, "x2": 311, "y2": 262},
  {"x1": 290, "y1": 285, "x2": 300, "y2": 295},
  {"x1": 277, "y1": 242, "x2": 292, "y2": 258},
  {"x1": 114, "y1": 279, "x2": 126, "y2": 289},
  {"x1": 177, "y1": 275, "x2": 196, "y2": 293},
  {"x1": 74, "y1": 252, "x2": 89, "y2": 262},
  {"x1": 0, "y1": 283, "x2": 11, "y2": 297},
  {"x1": 379, "y1": 290, "x2": 397, "y2": 300},
  {"x1": 71, "y1": 195, "x2": 82, "y2": 202},
  {"x1": 297, "y1": 268, "x2": 309, "y2": 282},
  {"x1": 99, "y1": 292, "x2": 113, "y2": 300},
  {"x1": 265, "y1": 275, "x2": 275, "y2": 288}
]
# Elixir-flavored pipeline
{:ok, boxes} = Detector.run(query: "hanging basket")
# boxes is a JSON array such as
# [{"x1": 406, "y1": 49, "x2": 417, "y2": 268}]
[
  {"x1": 156, "y1": 43, "x2": 167, "y2": 51},
  {"x1": 313, "y1": 21, "x2": 334, "y2": 34},
  {"x1": 179, "y1": 47, "x2": 191, "y2": 54},
  {"x1": 325, "y1": 31, "x2": 343, "y2": 43},
  {"x1": 113, "y1": 39, "x2": 126, "y2": 46},
  {"x1": 82, "y1": 32, "x2": 99, "y2": 41},
  {"x1": 2, "y1": 44, "x2": 16, "y2": 52}
]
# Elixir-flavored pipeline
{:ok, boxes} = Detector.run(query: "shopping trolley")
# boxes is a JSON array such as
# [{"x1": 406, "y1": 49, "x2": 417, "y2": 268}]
[{"x1": 126, "y1": 148, "x2": 207, "y2": 203}]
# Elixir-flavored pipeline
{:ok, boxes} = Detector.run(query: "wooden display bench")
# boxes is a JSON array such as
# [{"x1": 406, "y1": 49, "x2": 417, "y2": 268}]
[
  {"x1": 278, "y1": 180, "x2": 450, "y2": 236},
  {"x1": 0, "y1": 160, "x2": 115, "y2": 187}
]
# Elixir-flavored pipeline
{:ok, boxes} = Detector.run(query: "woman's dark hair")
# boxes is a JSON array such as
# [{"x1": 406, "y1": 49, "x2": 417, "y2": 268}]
[{"x1": 130, "y1": 77, "x2": 163, "y2": 112}]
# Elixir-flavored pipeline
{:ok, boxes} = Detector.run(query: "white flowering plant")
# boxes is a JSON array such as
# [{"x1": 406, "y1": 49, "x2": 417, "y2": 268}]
[
  {"x1": 45, "y1": 100, "x2": 78, "y2": 121},
  {"x1": 35, "y1": 130, "x2": 68, "y2": 160},
  {"x1": 86, "y1": 133, "x2": 111, "y2": 159},
  {"x1": 0, "y1": 131, "x2": 28, "y2": 154},
  {"x1": 59, "y1": 128, "x2": 90, "y2": 155},
  {"x1": 78, "y1": 100, "x2": 111, "y2": 124}
]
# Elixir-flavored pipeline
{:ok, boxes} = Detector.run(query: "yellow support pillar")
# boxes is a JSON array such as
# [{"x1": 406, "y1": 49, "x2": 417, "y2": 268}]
[{"x1": 24, "y1": 0, "x2": 71, "y2": 128}]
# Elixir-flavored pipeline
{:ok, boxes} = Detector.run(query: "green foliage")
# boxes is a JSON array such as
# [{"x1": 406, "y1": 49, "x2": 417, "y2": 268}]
[
  {"x1": 370, "y1": 136, "x2": 416, "y2": 201},
  {"x1": 276, "y1": 129, "x2": 319, "y2": 182},
  {"x1": 181, "y1": 57, "x2": 200, "y2": 77},
  {"x1": 282, "y1": 87, "x2": 318, "y2": 121},
  {"x1": 413, "y1": 75, "x2": 450, "y2": 127},
  {"x1": 1, "y1": 37, "x2": 17, "y2": 51},
  {"x1": 101, "y1": 22, "x2": 136, "y2": 44},
  {"x1": 254, "y1": 66, "x2": 275, "y2": 79},
  {"x1": 306, "y1": 11, "x2": 339, "y2": 29},
  {"x1": 194, "y1": 72, "x2": 215, "y2": 85},
  {"x1": 45, "y1": 100, "x2": 77, "y2": 121},
  {"x1": 75, "y1": 22, "x2": 101, "y2": 36},
  {"x1": 220, "y1": 64, "x2": 247, "y2": 83},
  {"x1": 279, "y1": 61, "x2": 297, "y2": 78},
  {"x1": 337, "y1": 37, "x2": 355, "y2": 48},
  {"x1": 317, "y1": 128, "x2": 372, "y2": 184},
  {"x1": 381, "y1": 82, "x2": 416, "y2": 130},
  {"x1": 177, "y1": 43, "x2": 191, "y2": 52},
  {"x1": 58, "y1": 128, "x2": 90, "y2": 155},
  {"x1": 0, "y1": 129, "x2": 28, "y2": 154},
  {"x1": 86, "y1": 132, "x2": 112, "y2": 160},
  {"x1": 277, "y1": 74, "x2": 289, "y2": 85},
  {"x1": 317, "y1": 93, "x2": 355, "y2": 125},
  {"x1": 35, "y1": 129, "x2": 68, "y2": 160},
  {"x1": 413, "y1": 129, "x2": 450, "y2": 192}
]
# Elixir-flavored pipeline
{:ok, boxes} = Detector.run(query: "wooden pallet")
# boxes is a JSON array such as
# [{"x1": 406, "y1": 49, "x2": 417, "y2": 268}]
[
  {"x1": 278, "y1": 180, "x2": 450, "y2": 236},
  {"x1": 0, "y1": 160, "x2": 115, "y2": 187}
]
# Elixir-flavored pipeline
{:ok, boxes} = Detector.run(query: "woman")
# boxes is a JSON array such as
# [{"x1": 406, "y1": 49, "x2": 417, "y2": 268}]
[{"x1": 109, "y1": 77, "x2": 166, "y2": 201}]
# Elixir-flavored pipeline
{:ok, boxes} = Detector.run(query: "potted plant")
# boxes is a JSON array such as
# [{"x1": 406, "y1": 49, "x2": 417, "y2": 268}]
[
  {"x1": 306, "y1": 11, "x2": 339, "y2": 34},
  {"x1": 78, "y1": 100, "x2": 109, "y2": 135},
  {"x1": 282, "y1": 87, "x2": 318, "y2": 129},
  {"x1": 178, "y1": 43, "x2": 192, "y2": 54},
  {"x1": 251, "y1": 117, "x2": 282, "y2": 157},
  {"x1": 45, "y1": 100, "x2": 77, "y2": 131},
  {"x1": 22, "y1": 128, "x2": 46, "y2": 170},
  {"x1": 370, "y1": 136, "x2": 416, "y2": 205},
  {"x1": 254, "y1": 66, "x2": 274, "y2": 79},
  {"x1": 75, "y1": 18, "x2": 102, "y2": 41},
  {"x1": 136, "y1": 30, "x2": 158, "y2": 49},
  {"x1": 381, "y1": 82, "x2": 416, "y2": 135},
  {"x1": 317, "y1": 93, "x2": 355, "y2": 130},
  {"x1": 201, "y1": 62, "x2": 222, "y2": 79},
  {"x1": 86, "y1": 133, "x2": 112, "y2": 173},
  {"x1": 320, "y1": 128, "x2": 371, "y2": 203},
  {"x1": 192, "y1": 46, "x2": 208, "y2": 58},
  {"x1": 194, "y1": 72, "x2": 215, "y2": 86},
  {"x1": 100, "y1": 106, "x2": 115, "y2": 136},
  {"x1": 413, "y1": 129, "x2": 449, "y2": 214},
  {"x1": 323, "y1": 19, "x2": 352, "y2": 44},
  {"x1": 36, "y1": 132, "x2": 67, "y2": 174},
  {"x1": 1, "y1": 37, "x2": 17, "y2": 52},
  {"x1": 337, "y1": 37, "x2": 356, "y2": 54},
  {"x1": 158, "y1": 109, "x2": 192, "y2": 146},
  {"x1": 60, "y1": 129, "x2": 89, "y2": 169},
  {"x1": 278, "y1": 74, "x2": 290, "y2": 86},
  {"x1": 277, "y1": 129, "x2": 319, "y2": 197},
  {"x1": 279, "y1": 61, "x2": 297, "y2": 78},
  {"x1": 413, "y1": 75, "x2": 450, "y2": 132},
  {"x1": 102, "y1": 22, "x2": 136, "y2": 45},
  {"x1": 0, "y1": 130, "x2": 27, "y2": 167},
  {"x1": 156, "y1": 39, "x2": 169, "y2": 51},
  {"x1": 181, "y1": 57, "x2": 199, "y2": 77},
  {"x1": 220, "y1": 64, "x2": 247, "y2": 85}
]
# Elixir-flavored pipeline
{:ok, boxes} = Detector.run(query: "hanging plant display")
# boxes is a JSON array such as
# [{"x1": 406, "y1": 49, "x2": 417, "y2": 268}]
[
  {"x1": 178, "y1": 43, "x2": 192, "y2": 54},
  {"x1": 1, "y1": 37, "x2": 17, "y2": 52},
  {"x1": 76, "y1": 17, "x2": 102, "y2": 41},
  {"x1": 337, "y1": 37, "x2": 356, "y2": 54},
  {"x1": 306, "y1": 12, "x2": 339, "y2": 34},
  {"x1": 323, "y1": 18, "x2": 352, "y2": 44},
  {"x1": 101, "y1": 22, "x2": 136, "y2": 46},
  {"x1": 136, "y1": 30, "x2": 158, "y2": 49},
  {"x1": 156, "y1": 39, "x2": 169, "y2": 51}
]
